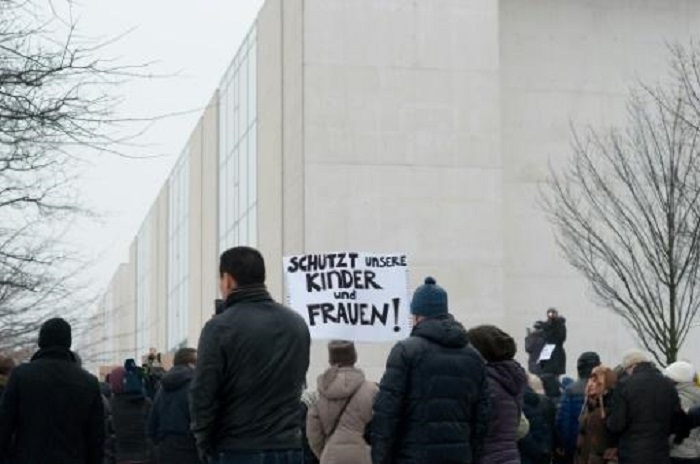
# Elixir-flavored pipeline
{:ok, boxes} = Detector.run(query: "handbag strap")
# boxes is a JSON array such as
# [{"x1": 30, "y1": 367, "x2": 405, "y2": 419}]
[{"x1": 324, "y1": 390, "x2": 357, "y2": 439}]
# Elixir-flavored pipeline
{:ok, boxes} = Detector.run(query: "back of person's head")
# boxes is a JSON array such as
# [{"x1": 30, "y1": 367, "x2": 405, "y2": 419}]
[
  {"x1": 528, "y1": 373, "x2": 545, "y2": 395},
  {"x1": 577, "y1": 352, "x2": 601, "y2": 379},
  {"x1": 0, "y1": 356, "x2": 16, "y2": 376},
  {"x1": 621, "y1": 349, "x2": 652, "y2": 370},
  {"x1": 328, "y1": 340, "x2": 357, "y2": 367},
  {"x1": 219, "y1": 246, "x2": 266, "y2": 287},
  {"x1": 174, "y1": 347, "x2": 197, "y2": 367},
  {"x1": 38, "y1": 317, "x2": 72, "y2": 349},
  {"x1": 467, "y1": 325, "x2": 517, "y2": 363},
  {"x1": 665, "y1": 361, "x2": 696, "y2": 384},
  {"x1": 410, "y1": 277, "x2": 448, "y2": 318}
]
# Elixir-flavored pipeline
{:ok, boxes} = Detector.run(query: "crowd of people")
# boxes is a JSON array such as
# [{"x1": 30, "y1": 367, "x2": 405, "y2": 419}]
[{"x1": 1, "y1": 246, "x2": 700, "y2": 464}]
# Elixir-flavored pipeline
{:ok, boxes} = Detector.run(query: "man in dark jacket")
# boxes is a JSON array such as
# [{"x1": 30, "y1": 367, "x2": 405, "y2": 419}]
[
  {"x1": 556, "y1": 352, "x2": 601, "y2": 464},
  {"x1": 607, "y1": 350, "x2": 683, "y2": 464},
  {"x1": 190, "y1": 246, "x2": 311, "y2": 464},
  {"x1": 0, "y1": 318, "x2": 105, "y2": 464},
  {"x1": 149, "y1": 347, "x2": 200, "y2": 464},
  {"x1": 540, "y1": 308, "x2": 567, "y2": 376},
  {"x1": 372, "y1": 277, "x2": 490, "y2": 464}
]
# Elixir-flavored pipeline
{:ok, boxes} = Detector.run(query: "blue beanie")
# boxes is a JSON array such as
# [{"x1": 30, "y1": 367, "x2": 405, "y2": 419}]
[{"x1": 411, "y1": 277, "x2": 448, "y2": 317}]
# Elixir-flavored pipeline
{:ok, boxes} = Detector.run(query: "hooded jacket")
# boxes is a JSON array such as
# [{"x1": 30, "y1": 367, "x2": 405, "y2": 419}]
[
  {"x1": 371, "y1": 314, "x2": 490, "y2": 464},
  {"x1": 149, "y1": 365, "x2": 200, "y2": 463},
  {"x1": 481, "y1": 360, "x2": 528, "y2": 464},
  {"x1": 671, "y1": 382, "x2": 700, "y2": 460},
  {"x1": 607, "y1": 362, "x2": 682, "y2": 464},
  {"x1": 0, "y1": 347, "x2": 104, "y2": 464},
  {"x1": 307, "y1": 367, "x2": 377, "y2": 464}
]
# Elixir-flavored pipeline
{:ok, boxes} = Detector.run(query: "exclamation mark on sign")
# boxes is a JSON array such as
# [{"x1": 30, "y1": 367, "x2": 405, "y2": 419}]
[{"x1": 392, "y1": 298, "x2": 401, "y2": 332}]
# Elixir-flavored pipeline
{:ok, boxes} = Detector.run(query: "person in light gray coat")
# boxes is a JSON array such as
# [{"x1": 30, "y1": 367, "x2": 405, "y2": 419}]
[{"x1": 665, "y1": 361, "x2": 700, "y2": 464}]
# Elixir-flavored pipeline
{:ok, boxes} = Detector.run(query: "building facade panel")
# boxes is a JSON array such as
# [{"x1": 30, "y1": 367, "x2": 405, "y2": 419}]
[{"x1": 167, "y1": 151, "x2": 190, "y2": 350}]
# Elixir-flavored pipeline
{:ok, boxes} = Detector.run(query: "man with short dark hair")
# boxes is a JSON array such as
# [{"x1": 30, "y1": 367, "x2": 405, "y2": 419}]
[
  {"x1": 0, "y1": 318, "x2": 104, "y2": 464},
  {"x1": 149, "y1": 347, "x2": 199, "y2": 464},
  {"x1": 190, "y1": 246, "x2": 311, "y2": 464}
]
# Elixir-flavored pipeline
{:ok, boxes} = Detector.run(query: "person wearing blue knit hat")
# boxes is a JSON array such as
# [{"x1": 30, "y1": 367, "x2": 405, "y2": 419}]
[{"x1": 372, "y1": 277, "x2": 491, "y2": 464}]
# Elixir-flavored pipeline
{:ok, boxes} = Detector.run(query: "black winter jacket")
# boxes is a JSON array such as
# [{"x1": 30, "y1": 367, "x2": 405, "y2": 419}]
[
  {"x1": 519, "y1": 388, "x2": 555, "y2": 464},
  {"x1": 607, "y1": 362, "x2": 682, "y2": 464},
  {"x1": 371, "y1": 314, "x2": 491, "y2": 464},
  {"x1": 149, "y1": 365, "x2": 200, "y2": 464},
  {"x1": 541, "y1": 318, "x2": 566, "y2": 376},
  {"x1": 0, "y1": 347, "x2": 105, "y2": 464},
  {"x1": 110, "y1": 393, "x2": 152, "y2": 462},
  {"x1": 190, "y1": 286, "x2": 311, "y2": 457}
]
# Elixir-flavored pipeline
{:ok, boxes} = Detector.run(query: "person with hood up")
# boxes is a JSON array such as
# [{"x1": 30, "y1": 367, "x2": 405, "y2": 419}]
[
  {"x1": 557, "y1": 352, "x2": 602, "y2": 464},
  {"x1": 307, "y1": 340, "x2": 377, "y2": 464},
  {"x1": 149, "y1": 347, "x2": 200, "y2": 464},
  {"x1": 665, "y1": 361, "x2": 700, "y2": 464},
  {"x1": 110, "y1": 363, "x2": 152, "y2": 464},
  {"x1": 372, "y1": 277, "x2": 490, "y2": 464},
  {"x1": 0, "y1": 318, "x2": 104, "y2": 464},
  {"x1": 607, "y1": 350, "x2": 683, "y2": 464},
  {"x1": 0, "y1": 357, "x2": 15, "y2": 399},
  {"x1": 468, "y1": 324, "x2": 528, "y2": 464},
  {"x1": 519, "y1": 374, "x2": 555, "y2": 464},
  {"x1": 575, "y1": 365, "x2": 618, "y2": 464}
]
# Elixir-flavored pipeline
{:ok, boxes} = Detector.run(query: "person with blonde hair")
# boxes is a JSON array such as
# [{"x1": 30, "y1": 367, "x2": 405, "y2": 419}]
[{"x1": 575, "y1": 365, "x2": 617, "y2": 464}]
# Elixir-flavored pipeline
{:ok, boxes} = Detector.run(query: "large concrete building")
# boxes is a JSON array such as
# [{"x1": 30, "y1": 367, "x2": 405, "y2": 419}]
[{"x1": 84, "y1": 0, "x2": 700, "y2": 380}]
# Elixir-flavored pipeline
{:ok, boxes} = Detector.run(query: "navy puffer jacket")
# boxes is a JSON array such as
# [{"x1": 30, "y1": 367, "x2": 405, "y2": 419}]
[
  {"x1": 371, "y1": 314, "x2": 491, "y2": 464},
  {"x1": 481, "y1": 360, "x2": 527, "y2": 464}
]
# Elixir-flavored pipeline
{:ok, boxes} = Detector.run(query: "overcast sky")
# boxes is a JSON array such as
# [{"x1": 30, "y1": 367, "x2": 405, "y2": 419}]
[{"x1": 65, "y1": 1, "x2": 264, "y2": 292}]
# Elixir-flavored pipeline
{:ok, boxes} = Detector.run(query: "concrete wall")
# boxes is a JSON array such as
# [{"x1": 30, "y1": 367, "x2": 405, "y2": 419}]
[
  {"x1": 257, "y1": 0, "x2": 285, "y2": 299},
  {"x1": 187, "y1": 94, "x2": 220, "y2": 348},
  {"x1": 499, "y1": 0, "x2": 700, "y2": 369},
  {"x1": 300, "y1": 0, "x2": 503, "y2": 382},
  {"x1": 113, "y1": 244, "x2": 137, "y2": 363}
]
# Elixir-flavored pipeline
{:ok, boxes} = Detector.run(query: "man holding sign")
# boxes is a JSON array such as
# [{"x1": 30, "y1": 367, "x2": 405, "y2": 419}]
[{"x1": 371, "y1": 277, "x2": 491, "y2": 464}]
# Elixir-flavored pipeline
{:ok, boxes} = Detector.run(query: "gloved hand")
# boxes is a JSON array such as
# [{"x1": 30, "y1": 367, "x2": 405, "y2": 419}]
[{"x1": 673, "y1": 410, "x2": 692, "y2": 444}]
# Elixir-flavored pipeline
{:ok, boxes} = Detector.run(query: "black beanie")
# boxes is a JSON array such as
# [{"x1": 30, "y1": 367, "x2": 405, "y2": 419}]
[
  {"x1": 467, "y1": 325, "x2": 517, "y2": 363},
  {"x1": 328, "y1": 340, "x2": 357, "y2": 367},
  {"x1": 38, "y1": 318, "x2": 72, "y2": 349},
  {"x1": 577, "y1": 352, "x2": 601, "y2": 379}
]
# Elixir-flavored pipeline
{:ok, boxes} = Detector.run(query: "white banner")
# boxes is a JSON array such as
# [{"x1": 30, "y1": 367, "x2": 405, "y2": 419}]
[{"x1": 283, "y1": 252, "x2": 410, "y2": 342}]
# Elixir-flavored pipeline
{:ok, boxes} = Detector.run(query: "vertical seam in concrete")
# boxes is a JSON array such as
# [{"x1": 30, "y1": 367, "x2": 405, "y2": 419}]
[
  {"x1": 301, "y1": 0, "x2": 306, "y2": 253},
  {"x1": 200, "y1": 111, "x2": 205, "y2": 329},
  {"x1": 280, "y1": 0, "x2": 285, "y2": 258}
]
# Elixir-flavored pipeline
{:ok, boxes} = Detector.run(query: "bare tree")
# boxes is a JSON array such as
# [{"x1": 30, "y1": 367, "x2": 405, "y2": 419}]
[
  {"x1": 0, "y1": 0, "x2": 138, "y2": 354},
  {"x1": 543, "y1": 74, "x2": 700, "y2": 365}
]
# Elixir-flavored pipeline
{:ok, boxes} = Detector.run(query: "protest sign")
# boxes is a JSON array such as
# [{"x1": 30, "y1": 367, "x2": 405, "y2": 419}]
[{"x1": 283, "y1": 252, "x2": 410, "y2": 342}]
